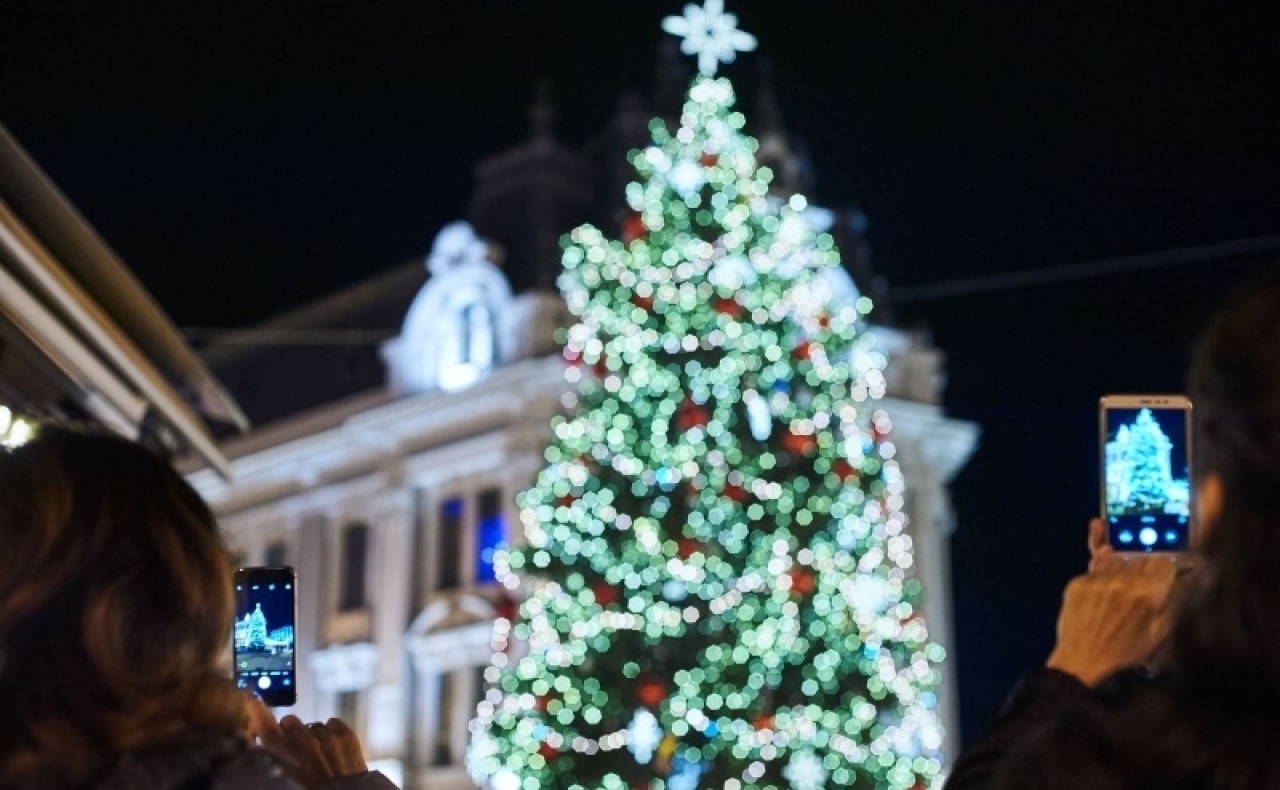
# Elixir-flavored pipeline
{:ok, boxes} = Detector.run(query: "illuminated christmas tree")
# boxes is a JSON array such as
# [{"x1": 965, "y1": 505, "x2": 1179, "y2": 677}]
[
  {"x1": 1123, "y1": 409, "x2": 1171, "y2": 514},
  {"x1": 470, "y1": 3, "x2": 944, "y2": 788},
  {"x1": 248, "y1": 603, "x2": 268, "y2": 649}
]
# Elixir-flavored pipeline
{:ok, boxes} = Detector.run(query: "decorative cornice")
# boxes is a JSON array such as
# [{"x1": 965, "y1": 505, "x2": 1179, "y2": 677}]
[{"x1": 308, "y1": 641, "x2": 379, "y2": 693}]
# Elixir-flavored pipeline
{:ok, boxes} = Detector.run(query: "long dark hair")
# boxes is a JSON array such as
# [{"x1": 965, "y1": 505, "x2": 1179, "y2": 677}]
[
  {"x1": 1170, "y1": 271, "x2": 1280, "y2": 703},
  {"x1": 0, "y1": 429, "x2": 243, "y2": 788},
  {"x1": 1113, "y1": 272, "x2": 1280, "y2": 788}
]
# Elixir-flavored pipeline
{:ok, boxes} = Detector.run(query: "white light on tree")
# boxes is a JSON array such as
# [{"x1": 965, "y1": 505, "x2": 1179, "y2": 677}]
[
  {"x1": 783, "y1": 749, "x2": 828, "y2": 790},
  {"x1": 627, "y1": 708, "x2": 662, "y2": 764}
]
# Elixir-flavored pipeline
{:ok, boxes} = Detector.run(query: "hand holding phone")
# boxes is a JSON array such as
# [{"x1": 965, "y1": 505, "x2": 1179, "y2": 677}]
[
  {"x1": 233, "y1": 566, "x2": 298, "y2": 707},
  {"x1": 1099, "y1": 395, "x2": 1193, "y2": 553}
]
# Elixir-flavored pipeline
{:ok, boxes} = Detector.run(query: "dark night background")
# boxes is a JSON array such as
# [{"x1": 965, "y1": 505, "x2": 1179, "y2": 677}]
[{"x1": 4, "y1": 1, "x2": 1279, "y2": 746}]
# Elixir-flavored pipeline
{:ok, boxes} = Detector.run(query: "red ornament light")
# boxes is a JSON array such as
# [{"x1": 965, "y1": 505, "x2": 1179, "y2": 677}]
[
  {"x1": 632, "y1": 294, "x2": 654, "y2": 312},
  {"x1": 831, "y1": 458, "x2": 857, "y2": 481},
  {"x1": 723, "y1": 483, "x2": 750, "y2": 503},
  {"x1": 782, "y1": 431, "x2": 816, "y2": 456},
  {"x1": 789, "y1": 568, "x2": 816, "y2": 596},
  {"x1": 637, "y1": 673, "x2": 667, "y2": 708},
  {"x1": 495, "y1": 594, "x2": 518, "y2": 623},
  {"x1": 677, "y1": 400, "x2": 710, "y2": 430},
  {"x1": 793, "y1": 341, "x2": 813, "y2": 360},
  {"x1": 593, "y1": 582, "x2": 620, "y2": 607},
  {"x1": 539, "y1": 742, "x2": 559, "y2": 761},
  {"x1": 713, "y1": 296, "x2": 743, "y2": 318},
  {"x1": 699, "y1": 151, "x2": 719, "y2": 168},
  {"x1": 677, "y1": 538, "x2": 703, "y2": 559},
  {"x1": 622, "y1": 213, "x2": 647, "y2": 243}
]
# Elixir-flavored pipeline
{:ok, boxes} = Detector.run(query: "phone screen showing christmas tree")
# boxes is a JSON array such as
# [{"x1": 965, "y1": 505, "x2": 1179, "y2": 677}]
[
  {"x1": 1100, "y1": 396, "x2": 1193, "y2": 553},
  {"x1": 233, "y1": 566, "x2": 297, "y2": 707}
]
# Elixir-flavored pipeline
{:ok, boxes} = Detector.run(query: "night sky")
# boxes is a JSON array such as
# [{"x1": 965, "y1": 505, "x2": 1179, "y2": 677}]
[{"x1": 4, "y1": 2, "x2": 1279, "y2": 745}]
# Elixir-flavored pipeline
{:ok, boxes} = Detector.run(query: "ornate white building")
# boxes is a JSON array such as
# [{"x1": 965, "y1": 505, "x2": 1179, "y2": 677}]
[{"x1": 186, "y1": 73, "x2": 977, "y2": 789}]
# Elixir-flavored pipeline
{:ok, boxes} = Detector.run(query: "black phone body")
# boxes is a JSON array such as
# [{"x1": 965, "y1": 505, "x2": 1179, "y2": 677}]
[
  {"x1": 233, "y1": 566, "x2": 298, "y2": 707},
  {"x1": 1099, "y1": 395, "x2": 1194, "y2": 553}
]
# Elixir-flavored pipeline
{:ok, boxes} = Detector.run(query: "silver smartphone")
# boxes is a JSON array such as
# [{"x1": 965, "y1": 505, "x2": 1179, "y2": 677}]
[
  {"x1": 1099, "y1": 395, "x2": 1194, "y2": 553},
  {"x1": 233, "y1": 566, "x2": 298, "y2": 707}
]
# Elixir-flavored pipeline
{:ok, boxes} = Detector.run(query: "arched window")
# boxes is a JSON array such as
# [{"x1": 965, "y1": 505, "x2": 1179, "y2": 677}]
[{"x1": 437, "y1": 291, "x2": 498, "y2": 391}]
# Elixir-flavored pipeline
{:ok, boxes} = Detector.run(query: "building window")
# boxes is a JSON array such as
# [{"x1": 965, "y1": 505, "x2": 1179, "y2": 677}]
[
  {"x1": 426, "y1": 665, "x2": 488, "y2": 769},
  {"x1": 339, "y1": 523, "x2": 369, "y2": 611},
  {"x1": 473, "y1": 664, "x2": 489, "y2": 710},
  {"x1": 431, "y1": 671, "x2": 456, "y2": 767},
  {"x1": 438, "y1": 289, "x2": 496, "y2": 392},
  {"x1": 475, "y1": 488, "x2": 505, "y2": 585},
  {"x1": 264, "y1": 540, "x2": 288, "y2": 568},
  {"x1": 437, "y1": 498, "x2": 464, "y2": 591},
  {"x1": 460, "y1": 301, "x2": 494, "y2": 368}
]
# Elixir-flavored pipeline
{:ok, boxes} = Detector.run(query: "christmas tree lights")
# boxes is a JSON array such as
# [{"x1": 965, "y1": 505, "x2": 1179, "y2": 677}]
[{"x1": 470, "y1": 4, "x2": 944, "y2": 788}]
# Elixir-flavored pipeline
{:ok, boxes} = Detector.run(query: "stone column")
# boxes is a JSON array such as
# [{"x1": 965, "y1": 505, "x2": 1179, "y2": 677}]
[
  {"x1": 368, "y1": 486, "x2": 414, "y2": 759},
  {"x1": 294, "y1": 512, "x2": 330, "y2": 722}
]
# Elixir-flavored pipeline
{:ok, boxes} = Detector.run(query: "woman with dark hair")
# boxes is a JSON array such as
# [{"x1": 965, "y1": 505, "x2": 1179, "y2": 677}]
[
  {"x1": 945, "y1": 271, "x2": 1280, "y2": 789},
  {"x1": 0, "y1": 429, "x2": 394, "y2": 789}
]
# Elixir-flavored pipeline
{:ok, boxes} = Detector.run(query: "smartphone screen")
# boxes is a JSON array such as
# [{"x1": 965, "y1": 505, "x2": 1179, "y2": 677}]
[
  {"x1": 233, "y1": 566, "x2": 297, "y2": 707},
  {"x1": 1100, "y1": 395, "x2": 1193, "y2": 553}
]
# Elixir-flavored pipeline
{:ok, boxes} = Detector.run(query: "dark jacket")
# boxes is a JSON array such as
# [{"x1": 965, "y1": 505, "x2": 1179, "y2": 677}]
[
  {"x1": 89, "y1": 734, "x2": 396, "y2": 790},
  {"x1": 945, "y1": 667, "x2": 1280, "y2": 789}
]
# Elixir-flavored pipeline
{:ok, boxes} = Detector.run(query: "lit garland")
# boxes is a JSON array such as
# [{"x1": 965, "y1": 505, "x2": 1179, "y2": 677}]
[{"x1": 469, "y1": 74, "x2": 944, "y2": 790}]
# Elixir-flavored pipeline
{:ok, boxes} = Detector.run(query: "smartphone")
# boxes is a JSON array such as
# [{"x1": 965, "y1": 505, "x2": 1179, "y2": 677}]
[
  {"x1": 233, "y1": 566, "x2": 298, "y2": 707},
  {"x1": 1099, "y1": 395, "x2": 1193, "y2": 553}
]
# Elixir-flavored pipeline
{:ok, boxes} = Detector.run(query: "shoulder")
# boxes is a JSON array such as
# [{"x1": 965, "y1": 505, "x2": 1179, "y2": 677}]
[
  {"x1": 93, "y1": 736, "x2": 301, "y2": 790},
  {"x1": 315, "y1": 772, "x2": 400, "y2": 790},
  {"x1": 945, "y1": 668, "x2": 1157, "y2": 790},
  {"x1": 995, "y1": 669, "x2": 1271, "y2": 789},
  {"x1": 209, "y1": 745, "x2": 301, "y2": 790},
  {"x1": 209, "y1": 747, "x2": 398, "y2": 790}
]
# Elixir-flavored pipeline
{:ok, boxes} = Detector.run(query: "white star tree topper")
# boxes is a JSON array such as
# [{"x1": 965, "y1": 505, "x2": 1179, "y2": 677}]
[{"x1": 661, "y1": 0, "x2": 758, "y2": 76}]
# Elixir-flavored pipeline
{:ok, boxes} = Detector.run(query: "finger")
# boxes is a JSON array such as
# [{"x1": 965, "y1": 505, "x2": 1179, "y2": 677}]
[
  {"x1": 1088, "y1": 518, "x2": 1108, "y2": 556},
  {"x1": 1089, "y1": 546, "x2": 1120, "y2": 573},
  {"x1": 1130, "y1": 554, "x2": 1179, "y2": 581},
  {"x1": 324, "y1": 717, "x2": 367, "y2": 771},
  {"x1": 292, "y1": 720, "x2": 337, "y2": 776},
  {"x1": 281, "y1": 717, "x2": 323, "y2": 756},
  {"x1": 245, "y1": 694, "x2": 283, "y2": 744}
]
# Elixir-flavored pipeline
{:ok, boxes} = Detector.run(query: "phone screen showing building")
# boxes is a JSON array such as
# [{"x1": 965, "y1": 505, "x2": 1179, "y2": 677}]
[
  {"x1": 233, "y1": 570, "x2": 296, "y2": 706},
  {"x1": 1104, "y1": 406, "x2": 1191, "y2": 552}
]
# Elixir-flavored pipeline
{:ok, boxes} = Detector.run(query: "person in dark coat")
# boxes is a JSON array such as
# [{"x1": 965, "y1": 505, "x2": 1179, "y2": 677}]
[
  {"x1": 0, "y1": 429, "x2": 396, "y2": 789},
  {"x1": 946, "y1": 271, "x2": 1280, "y2": 789}
]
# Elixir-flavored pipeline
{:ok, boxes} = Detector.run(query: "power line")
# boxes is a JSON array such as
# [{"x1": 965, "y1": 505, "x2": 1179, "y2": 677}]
[
  {"x1": 888, "y1": 234, "x2": 1280, "y2": 304},
  {"x1": 181, "y1": 327, "x2": 393, "y2": 347},
  {"x1": 180, "y1": 234, "x2": 1280, "y2": 345}
]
